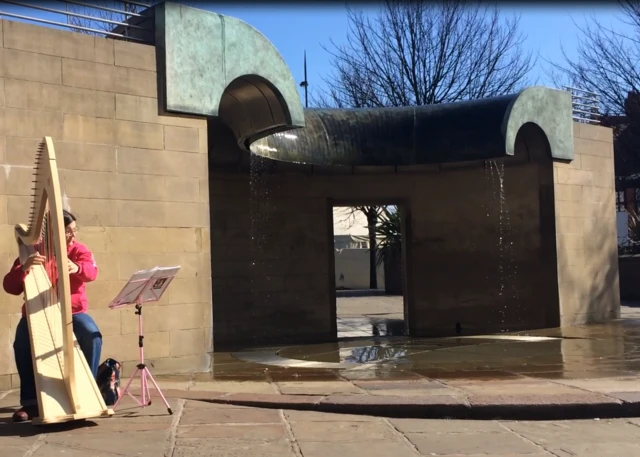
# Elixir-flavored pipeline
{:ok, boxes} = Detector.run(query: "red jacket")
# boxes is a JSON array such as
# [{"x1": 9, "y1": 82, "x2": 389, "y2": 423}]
[{"x1": 3, "y1": 241, "x2": 98, "y2": 316}]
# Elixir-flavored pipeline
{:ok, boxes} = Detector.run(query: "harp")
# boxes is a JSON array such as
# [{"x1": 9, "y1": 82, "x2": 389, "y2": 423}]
[{"x1": 14, "y1": 137, "x2": 113, "y2": 425}]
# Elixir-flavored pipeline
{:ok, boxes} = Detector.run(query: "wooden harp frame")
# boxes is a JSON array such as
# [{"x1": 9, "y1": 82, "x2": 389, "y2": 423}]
[{"x1": 14, "y1": 137, "x2": 113, "y2": 425}]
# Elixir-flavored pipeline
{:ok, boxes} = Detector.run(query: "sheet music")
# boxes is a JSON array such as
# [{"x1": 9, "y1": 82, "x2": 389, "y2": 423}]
[
  {"x1": 138, "y1": 266, "x2": 180, "y2": 303},
  {"x1": 108, "y1": 266, "x2": 181, "y2": 309}
]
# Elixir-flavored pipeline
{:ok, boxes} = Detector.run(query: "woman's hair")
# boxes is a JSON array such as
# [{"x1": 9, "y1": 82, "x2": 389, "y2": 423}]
[{"x1": 63, "y1": 210, "x2": 76, "y2": 227}]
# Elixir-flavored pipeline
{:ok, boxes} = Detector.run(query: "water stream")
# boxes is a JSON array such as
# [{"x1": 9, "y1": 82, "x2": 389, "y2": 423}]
[
  {"x1": 248, "y1": 153, "x2": 275, "y2": 313},
  {"x1": 485, "y1": 159, "x2": 519, "y2": 329}
]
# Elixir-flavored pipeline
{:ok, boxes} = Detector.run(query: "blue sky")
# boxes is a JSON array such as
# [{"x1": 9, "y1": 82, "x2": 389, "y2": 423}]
[
  {"x1": 0, "y1": 2, "x2": 632, "y2": 104},
  {"x1": 208, "y1": 4, "x2": 629, "y2": 102}
]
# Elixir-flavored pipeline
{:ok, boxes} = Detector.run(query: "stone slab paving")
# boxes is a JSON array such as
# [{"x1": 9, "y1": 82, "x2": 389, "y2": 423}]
[
  {"x1": 1, "y1": 298, "x2": 639, "y2": 454},
  {"x1": 155, "y1": 373, "x2": 640, "y2": 420},
  {"x1": 2, "y1": 388, "x2": 640, "y2": 457}
]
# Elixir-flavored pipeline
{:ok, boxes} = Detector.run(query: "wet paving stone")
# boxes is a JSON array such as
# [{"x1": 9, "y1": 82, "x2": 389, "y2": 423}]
[
  {"x1": 189, "y1": 380, "x2": 277, "y2": 394},
  {"x1": 219, "y1": 302, "x2": 640, "y2": 382},
  {"x1": 353, "y1": 379, "x2": 444, "y2": 390},
  {"x1": 276, "y1": 380, "x2": 362, "y2": 395}
]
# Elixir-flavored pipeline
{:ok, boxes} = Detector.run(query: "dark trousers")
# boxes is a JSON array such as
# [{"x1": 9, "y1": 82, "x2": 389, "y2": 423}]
[{"x1": 13, "y1": 313, "x2": 102, "y2": 407}]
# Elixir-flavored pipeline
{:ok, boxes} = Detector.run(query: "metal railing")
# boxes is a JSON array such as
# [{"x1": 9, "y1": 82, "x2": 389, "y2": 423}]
[
  {"x1": 0, "y1": 0, "x2": 154, "y2": 42},
  {"x1": 563, "y1": 86, "x2": 601, "y2": 125}
]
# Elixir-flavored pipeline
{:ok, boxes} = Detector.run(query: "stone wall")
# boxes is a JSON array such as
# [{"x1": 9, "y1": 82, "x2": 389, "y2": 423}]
[
  {"x1": 553, "y1": 123, "x2": 620, "y2": 325},
  {"x1": 0, "y1": 20, "x2": 211, "y2": 388},
  {"x1": 210, "y1": 121, "x2": 619, "y2": 349},
  {"x1": 209, "y1": 122, "x2": 563, "y2": 349},
  {"x1": 0, "y1": 19, "x2": 620, "y2": 383}
]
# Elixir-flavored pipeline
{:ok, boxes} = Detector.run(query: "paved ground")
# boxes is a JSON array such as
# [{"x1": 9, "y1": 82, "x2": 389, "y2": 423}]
[
  {"x1": 1, "y1": 296, "x2": 639, "y2": 455},
  {"x1": 336, "y1": 291, "x2": 405, "y2": 338},
  {"x1": 2, "y1": 387, "x2": 640, "y2": 457}
]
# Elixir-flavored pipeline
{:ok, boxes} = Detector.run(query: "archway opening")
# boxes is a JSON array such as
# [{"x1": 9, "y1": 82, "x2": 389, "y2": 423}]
[{"x1": 331, "y1": 203, "x2": 409, "y2": 340}]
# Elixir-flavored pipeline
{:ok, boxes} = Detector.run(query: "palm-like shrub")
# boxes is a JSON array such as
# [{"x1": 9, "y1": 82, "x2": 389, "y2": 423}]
[
  {"x1": 375, "y1": 206, "x2": 403, "y2": 294},
  {"x1": 375, "y1": 206, "x2": 401, "y2": 266}
]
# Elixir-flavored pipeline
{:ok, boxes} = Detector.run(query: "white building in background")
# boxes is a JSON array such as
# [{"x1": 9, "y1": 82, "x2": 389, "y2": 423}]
[
  {"x1": 617, "y1": 189, "x2": 638, "y2": 248},
  {"x1": 333, "y1": 207, "x2": 370, "y2": 249},
  {"x1": 617, "y1": 210, "x2": 629, "y2": 246},
  {"x1": 332, "y1": 207, "x2": 385, "y2": 290}
]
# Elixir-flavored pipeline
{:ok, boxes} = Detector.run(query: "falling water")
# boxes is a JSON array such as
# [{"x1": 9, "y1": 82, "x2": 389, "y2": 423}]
[
  {"x1": 248, "y1": 153, "x2": 275, "y2": 313},
  {"x1": 483, "y1": 161, "x2": 494, "y2": 286},
  {"x1": 485, "y1": 159, "x2": 519, "y2": 330},
  {"x1": 249, "y1": 153, "x2": 271, "y2": 252},
  {"x1": 493, "y1": 160, "x2": 519, "y2": 306}
]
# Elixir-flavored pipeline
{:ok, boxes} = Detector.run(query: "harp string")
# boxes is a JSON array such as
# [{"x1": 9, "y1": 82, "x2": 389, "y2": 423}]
[
  {"x1": 32, "y1": 208, "x2": 64, "y2": 371},
  {"x1": 45, "y1": 210, "x2": 58, "y2": 306},
  {"x1": 43, "y1": 209, "x2": 60, "y2": 318}
]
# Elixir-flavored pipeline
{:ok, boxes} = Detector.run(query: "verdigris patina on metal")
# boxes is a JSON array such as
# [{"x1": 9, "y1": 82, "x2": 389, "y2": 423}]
[
  {"x1": 502, "y1": 86, "x2": 574, "y2": 161},
  {"x1": 250, "y1": 86, "x2": 574, "y2": 166},
  {"x1": 154, "y1": 2, "x2": 305, "y2": 145},
  {"x1": 152, "y1": 2, "x2": 572, "y2": 166}
]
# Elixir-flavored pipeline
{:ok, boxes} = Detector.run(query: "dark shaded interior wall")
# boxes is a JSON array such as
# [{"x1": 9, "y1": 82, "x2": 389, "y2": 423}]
[
  {"x1": 208, "y1": 120, "x2": 560, "y2": 350},
  {"x1": 407, "y1": 123, "x2": 560, "y2": 337},
  {"x1": 619, "y1": 256, "x2": 640, "y2": 301}
]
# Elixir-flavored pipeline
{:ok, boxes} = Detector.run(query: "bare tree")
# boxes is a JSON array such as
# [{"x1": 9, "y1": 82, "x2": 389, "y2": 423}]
[
  {"x1": 359, "y1": 206, "x2": 382, "y2": 290},
  {"x1": 65, "y1": 1, "x2": 158, "y2": 36},
  {"x1": 548, "y1": 1, "x2": 640, "y2": 241},
  {"x1": 334, "y1": 206, "x2": 382, "y2": 290},
  {"x1": 318, "y1": 1, "x2": 534, "y2": 109},
  {"x1": 547, "y1": 0, "x2": 640, "y2": 116},
  {"x1": 319, "y1": 0, "x2": 534, "y2": 288}
]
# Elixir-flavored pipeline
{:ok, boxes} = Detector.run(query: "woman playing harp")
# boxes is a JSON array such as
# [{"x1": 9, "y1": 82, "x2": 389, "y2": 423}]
[{"x1": 3, "y1": 210, "x2": 103, "y2": 423}]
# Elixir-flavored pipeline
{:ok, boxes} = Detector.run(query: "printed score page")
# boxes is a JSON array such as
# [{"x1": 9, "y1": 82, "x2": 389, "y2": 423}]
[
  {"x1": 137, "y1": 266, "x2": 181, "y2": 304},
  {"x1": 107, "y1": 266, "x2": 180, "y2": 309}
]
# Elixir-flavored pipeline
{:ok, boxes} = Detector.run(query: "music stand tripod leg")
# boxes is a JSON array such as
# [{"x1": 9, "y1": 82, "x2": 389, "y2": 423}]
[
  {"x1": 114, "y1": 303, "x2": 172, "y2": 414},
  {"x1": 143, "y1": 367, "x2": 173, "y2": 414},
  {"x1": 114, "y1": 365, "x2": 143, "y2": 409},
  {"x1": 136, "y1": 303, "x2": 171, "y2": 414}
]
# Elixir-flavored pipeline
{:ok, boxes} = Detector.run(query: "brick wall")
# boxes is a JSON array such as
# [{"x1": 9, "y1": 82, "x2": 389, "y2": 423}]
[
  {"x1": 0, "y1": 20, "x2": 211, "y2": 388},
  {"x1": 553, "y1": 123, "x2": 620, "y2": 325}
]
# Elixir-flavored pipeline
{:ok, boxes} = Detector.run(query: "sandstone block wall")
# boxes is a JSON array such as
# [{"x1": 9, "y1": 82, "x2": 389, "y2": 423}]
[
  {"x1": 0, "y1": 20, "x2": 211, "y2": 389},
  {"x1": 209, "y1": 122, "x2": 563, "y2": 348},
  {"x1": 553, "y1": 123, "x2": 620, "y2": 325},
  {"x1": 0, "y1": 20, "x2": 621, "y2": 382}
]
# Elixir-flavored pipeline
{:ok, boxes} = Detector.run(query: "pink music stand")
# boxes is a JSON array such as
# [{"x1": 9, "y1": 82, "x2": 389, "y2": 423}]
[{"x1": 108, "y1": 266, "x2": 180, "y2": 414}]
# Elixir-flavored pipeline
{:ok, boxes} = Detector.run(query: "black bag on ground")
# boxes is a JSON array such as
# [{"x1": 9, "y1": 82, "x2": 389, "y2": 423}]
[{"x1": 96, "y1": 358, "x2": 122, "y2": 406}]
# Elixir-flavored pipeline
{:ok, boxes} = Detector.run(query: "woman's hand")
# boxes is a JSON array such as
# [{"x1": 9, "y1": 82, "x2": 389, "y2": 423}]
[
  {"x1": 21, "y1": 253, "x2": 46, "y2": 272},
  {"x1": 68, "y1": 260, "x2": 79, "y2": 274}
]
